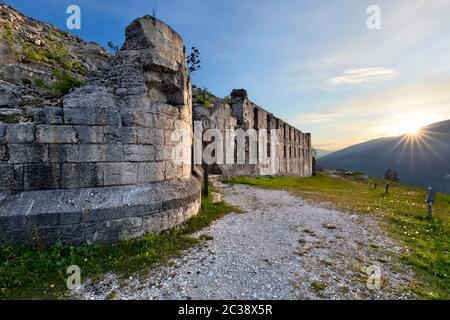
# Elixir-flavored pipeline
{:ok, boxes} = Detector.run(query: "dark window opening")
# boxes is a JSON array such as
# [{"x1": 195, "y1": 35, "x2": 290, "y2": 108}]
[{"x1": 253, "y1": 107, "x2": 258, "y2": 130}]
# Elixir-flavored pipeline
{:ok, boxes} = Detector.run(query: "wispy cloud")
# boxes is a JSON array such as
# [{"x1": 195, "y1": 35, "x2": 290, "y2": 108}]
[
  {"x1": 296, "y1": 78, "x2": 450, "y2": 150},
  {"x1": 330, "y1": 67, "x2": 395, "y2": 85}
]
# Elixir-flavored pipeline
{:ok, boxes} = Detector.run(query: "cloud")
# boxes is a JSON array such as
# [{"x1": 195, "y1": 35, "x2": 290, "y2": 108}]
[
  {"x1": 330, "y1": 67, "x2": 395, "y2": 85},
  {"x1": 296, "y1": 78, "x2": 450, "y2": 149}
]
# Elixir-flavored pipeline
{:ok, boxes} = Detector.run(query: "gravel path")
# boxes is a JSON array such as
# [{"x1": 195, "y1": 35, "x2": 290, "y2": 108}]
[{"x1": 74, "y1": 183, "x2": 417, "y2": 300}]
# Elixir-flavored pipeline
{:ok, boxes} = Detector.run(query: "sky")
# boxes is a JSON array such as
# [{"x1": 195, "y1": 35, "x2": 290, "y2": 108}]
[{"x1": 6, "y1": 0, "x2": 450, "y2": 151}]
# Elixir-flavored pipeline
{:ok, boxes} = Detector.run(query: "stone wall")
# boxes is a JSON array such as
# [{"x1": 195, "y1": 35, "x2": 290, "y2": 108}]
[
  {"x1": 0, "y1": 16, "x2": 200, "y2": 246},
  {"x1": 193, "y1": 89, "x2": 312, "y2": 178},
  {"x1": 0, "y1": 6, "x2": 313, "y2": 247}
]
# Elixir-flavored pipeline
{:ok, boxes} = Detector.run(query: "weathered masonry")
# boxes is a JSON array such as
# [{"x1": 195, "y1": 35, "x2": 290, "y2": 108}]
[
  {"x1": 193, "y1": 89, "x2": 312, "y2": 178},
  {"x1": 0, "y1": 6, "x2": 312, "y2": 246},
  {"x1": 0, "y1": 16, "x2": 200, "y2": 246}
]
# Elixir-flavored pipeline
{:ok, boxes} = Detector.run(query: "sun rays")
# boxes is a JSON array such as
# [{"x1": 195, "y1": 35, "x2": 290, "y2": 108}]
[{"x1": 382, "y1": 127, "x2": 449, "y2": 171}]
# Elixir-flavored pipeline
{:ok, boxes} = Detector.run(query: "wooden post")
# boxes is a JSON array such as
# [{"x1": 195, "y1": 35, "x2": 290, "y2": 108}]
[{"x1": 202, "y1": 161, "x2": 209, "y2": 197}]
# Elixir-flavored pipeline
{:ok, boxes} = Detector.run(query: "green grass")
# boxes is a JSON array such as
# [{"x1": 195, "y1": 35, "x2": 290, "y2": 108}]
[
  {"x1": 310, "y1": 280, "x2": 327, "y2": 292},
  {"x1": 47, "y1": 69, "x2": 83, "y2": 97},
  {"x1": 0, "y1": 190, "x2": 237, "y2": 300},
  {"x1": 1, "y1": 22, "x2": 80, "y2": 69},
  {"x1": 32, "y1": 69, "x2": 83, "y2": 98},
  {"x1": 224, "y1": 174, "x2": 450, "y2": 299}
]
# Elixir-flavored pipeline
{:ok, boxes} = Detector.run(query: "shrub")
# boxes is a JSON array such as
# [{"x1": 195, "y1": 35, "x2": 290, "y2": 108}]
[
  {"x1": 195, "y1": 87, "x2": 213, "y2": 108},
  {"x1": 46, "y1": 69, "x2": 82, "y2": 97}
]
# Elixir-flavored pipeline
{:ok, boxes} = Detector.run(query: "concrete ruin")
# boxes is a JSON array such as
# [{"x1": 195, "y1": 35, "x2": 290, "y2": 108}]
[
  {"x1": 0, "y1": 5, "x2": 311, "y2": 246},
  {"x1": 0, "y1": 15, "x2": 200, "y2": 246},
  {"x1": 193, "y1": 89, "x2": 312, "y2": 178}
]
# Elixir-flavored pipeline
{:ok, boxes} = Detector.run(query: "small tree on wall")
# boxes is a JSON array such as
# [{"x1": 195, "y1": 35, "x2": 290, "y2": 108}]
[{"x1": 186, "y1": 47, "x2": 201, "y2": 73}]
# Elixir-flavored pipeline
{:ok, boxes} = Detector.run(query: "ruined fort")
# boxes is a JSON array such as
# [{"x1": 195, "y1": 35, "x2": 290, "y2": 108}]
[
  {"x1": 0, "y1": 4, "x2": 312, "y2": 246},
  {"x1": 193, "y1": 88, "x2": 312, "y2": 178}
]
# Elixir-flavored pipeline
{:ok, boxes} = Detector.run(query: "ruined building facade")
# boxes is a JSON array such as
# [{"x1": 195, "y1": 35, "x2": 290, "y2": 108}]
[
  {"x1": 0, "y1": 5, "x2": 312, "y2": 246},
  {"x1": 193, "y1": 89, "x2": 312, "y2": 178}
]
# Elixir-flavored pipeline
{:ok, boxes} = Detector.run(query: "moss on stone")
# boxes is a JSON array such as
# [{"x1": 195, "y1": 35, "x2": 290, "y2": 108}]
[{"x1": 0, "y1": 114, "x2": 20, "y2": 123}]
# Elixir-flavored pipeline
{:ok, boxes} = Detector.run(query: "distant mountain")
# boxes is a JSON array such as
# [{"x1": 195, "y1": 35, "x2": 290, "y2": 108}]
[
  {"x1": 319, "y1": 120, "x2": 450, "y2": 194},
  {"x1": 314, "y1": 148, "x2": 333, "y2": 159}
]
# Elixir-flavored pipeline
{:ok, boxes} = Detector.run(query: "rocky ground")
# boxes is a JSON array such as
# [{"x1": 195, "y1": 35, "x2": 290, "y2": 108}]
[
  {"x1": 73, "y1": 182, "x2": 418, "y2": 300},
  {"x1": 1, "y1": 3, "x2": 110, "y2": 122}
]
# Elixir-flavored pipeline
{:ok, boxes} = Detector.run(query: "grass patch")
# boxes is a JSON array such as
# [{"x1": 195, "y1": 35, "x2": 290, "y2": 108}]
[
  {"x1": 0, "y1": 190, "x2": 237, "y2": 300},
  {"x1": 0, "y1": 22, "x2": 84, "y2": 72},
  {"x1": 32, "y1": 69, "x2": 83, "y2": 98},
  {"x1": 194, "y1": 87, "x2": 214, "y2": 108},
  {"x1": 311, "y1": 280, "x2": 326, "y2": 292},
  {"x1": 47, "y1": 69, "x2": 83, "y2": 97},
  {"x1": 224, "y1": 174, "x2": 450, "y2": 299},
  {"x1": 199, "y1": 233, "x2": 214, "y2": 241}
]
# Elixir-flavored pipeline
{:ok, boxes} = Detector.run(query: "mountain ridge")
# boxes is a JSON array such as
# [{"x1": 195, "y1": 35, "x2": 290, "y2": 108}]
[{"x1": 319, "y1": 120, "x2": 450, "y2": 194}]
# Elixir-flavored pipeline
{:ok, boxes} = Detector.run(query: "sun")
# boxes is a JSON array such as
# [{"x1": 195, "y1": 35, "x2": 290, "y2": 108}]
[
  {"x1": 389, "y1": 114, "x2": 441, "y2": 136},
  {"x1": 393, "y1": 119, "x2": 422, "y2": 136},
  {"x1": 405, "y1": 125, "x2": 419, "y2": 135}
]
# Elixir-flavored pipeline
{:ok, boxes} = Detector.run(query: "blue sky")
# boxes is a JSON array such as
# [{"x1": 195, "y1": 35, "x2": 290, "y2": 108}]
[{"x1": 6, "y1": 0, "x2": 450, "y2": 150}]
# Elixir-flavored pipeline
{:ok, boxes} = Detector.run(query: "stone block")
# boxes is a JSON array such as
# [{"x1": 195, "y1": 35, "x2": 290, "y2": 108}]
[
  {"x1": 61, "y1": 163, "x2": 103, "y2": 188},
  {"x1": 103, "y1": 162, "x2": 138, "y2": 186},
  {"x1": 36, "y1": 125, "x2": 78, "y2": 144},
  {"x1": 124, "y1": 144, "x2": 154, "y2": 161},
  {"x1": 0, "y1": 164, "x2": 23, "y2": 190},
  {"x1": 6, "y1": 124, "x2": 35, "y2": 143},
  {"x1": 148, "y1": 102, "x2": 178, "y2": 116},
  {"x1": 137, "y1": 128, "x2": 164, "y2": 145},
  {"x1": 75, "y1": 126, "x2": 104, "y2": 143},
  {"x1": 142, "y1": 212, "x2": 165, "y2": 234},
  {"x1": 104, "y1": 126, "x2": 137, "y2": 144},
  {"x1": 23, "y1": 163, "x2": 61, "y2": 190},
  {"x1": 0, "y1": 144, "x2": 7, "y2": 161},
  {"x1": 152, "y1": 114, "x2": 174, "y2": 129},
  {"x1": 0, "y1": 124, "x2": 6, "y2": 143},
  {"x1": 50, "y1": 145, "x2": 107, "y2": 163},
  {"x1": 122, "y1": 110, "x2": 153, "y2": 127},
  {"x1": 33, "y1": 107, "x2": 63, "y2": 124},
  {"x1": 138, "y1": 162, "x2": 165, "y2": 183},
  {"x1": 8, "y1": 144, "x2": 48, "y2": 163},
  {"x1": 76, "y1": 144, "x2": 106, "y2": 162},
  {"x1": 155, "y1": 145, "x2": 172, "y2": 161},
  {"x1": 105, "y1": 144, "x2": 124, "y2": 162},
  {"x1": 48, "y1": 144, "x2": 77, "y2": 162},
  {"x1": 165, "y1": 161, "x2": 181, "y2": 180},
  {"x1": 64, "y1": 106, "x2": 120, "y2": 126}
]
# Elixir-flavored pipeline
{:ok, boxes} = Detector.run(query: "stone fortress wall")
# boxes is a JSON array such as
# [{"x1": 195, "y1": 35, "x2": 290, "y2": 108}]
[
  {"x1": 0, "y1": 4, "x2": 312, "y2": 246},
  {"x1": 193, "y1": 89, "x2": 312, "y2": 178},
  {"x1": 0, "y1": 15, "x2": 200, "y2": 246}
]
